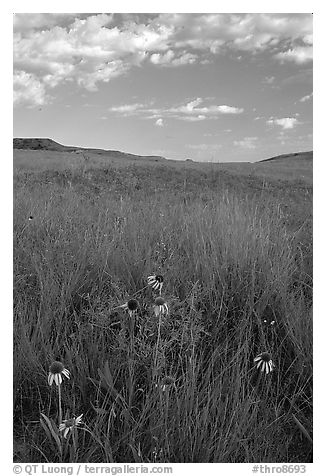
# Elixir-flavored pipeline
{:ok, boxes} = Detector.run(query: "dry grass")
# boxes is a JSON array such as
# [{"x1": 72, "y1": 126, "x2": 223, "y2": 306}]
[{"x1": 13, "y1": 152, "x2": 312, "y2": 463}]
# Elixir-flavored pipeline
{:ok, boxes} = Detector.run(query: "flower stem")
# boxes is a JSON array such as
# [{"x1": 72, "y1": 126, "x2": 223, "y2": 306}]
[
  {"x1": 58, "y1": 382, "x2": 62, "y2": 426},
  {"x1": 154, "y1": 313, "x2": 162, "y2": 380}
]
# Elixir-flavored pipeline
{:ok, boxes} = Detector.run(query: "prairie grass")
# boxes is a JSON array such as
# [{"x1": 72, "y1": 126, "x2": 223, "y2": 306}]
[{"x1": 13, "y1": 158, "x2": 312, "y2": 463}]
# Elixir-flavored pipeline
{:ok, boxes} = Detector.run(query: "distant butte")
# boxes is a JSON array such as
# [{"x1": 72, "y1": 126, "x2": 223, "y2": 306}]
[{"x1": 13, "y1": 138, "x2": 166, "y2": 162}]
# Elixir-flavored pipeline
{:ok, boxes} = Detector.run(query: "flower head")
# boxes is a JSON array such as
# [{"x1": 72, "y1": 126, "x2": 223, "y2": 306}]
[
  {"x1": 48, "y1": 361, "x2": 70, "y2": 386},
  {"x1": 263, "y1": 319, "x2": 276, "y2": 327},
  {"x1": 59, "y1": 414, "x2": 83, "y2": 438},
  {"x1": 28, "y1": 216, "x2": 34, "y2": 221},
  {"x1": 254, "y1": 352, "x2": 275, "y2": 375},
  {"x1": 121, "y1": 298, "x2": 139, "y2": 317},
  {"x1": 153, "y1": 296, "x2": 169, "y2": 317},
  {"x1": 161, "y1": 376, "x2": 175, "y2": 391},
  {"x1": 148, "y1": 275, "x2": 164, "y2": 294}
]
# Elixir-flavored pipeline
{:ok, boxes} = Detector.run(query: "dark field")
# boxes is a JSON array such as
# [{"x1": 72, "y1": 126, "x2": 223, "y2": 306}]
[{"x1": 13, "y1": 149, "x2": 313, "y2": 463}]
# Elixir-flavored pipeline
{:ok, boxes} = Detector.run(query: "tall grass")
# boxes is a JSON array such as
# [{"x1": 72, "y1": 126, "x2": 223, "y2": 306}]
[{"x1": 13, "y1": 166, "x2": 312, "y2": 463}]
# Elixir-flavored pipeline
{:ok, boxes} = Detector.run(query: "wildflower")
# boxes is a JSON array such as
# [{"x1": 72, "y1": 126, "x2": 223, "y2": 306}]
[
  {"x1": 263, "y1": 319, "x2": 276, "y2": 327},
  {"x1": 161, "y1": 376, "x2": 175, "y2": 392},
  {"x1": 148, "y1": 275, "x2": 164, "y2": 294},
  {"x1": 59, "y1": 414, "x2": 83, "y2": 439},
  {"x1": 153, "y1": 296, "x2": 169, "y2": 317},
  {"x1": 48, "y1": 361, "x2": 70, "y2": 386},
  {"x1": 121, "y1": 299, "x2": 139, "y2": 317},
  {"x1": 152, "y1": 436, "x2": 163, "y2": 461},
  {"x1": 254, "y1": 352, "x2": 275, "y2": 375}
]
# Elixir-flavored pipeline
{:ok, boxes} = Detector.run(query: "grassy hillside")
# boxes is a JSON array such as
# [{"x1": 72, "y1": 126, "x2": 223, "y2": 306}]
[
  {"x1": 259, "y1": 151, "x2": 313, "y2": 163},
  {"x1": 13, "y1": 148, "x2": 313, "y2": 463},
  {"x1": 13, "y1": 138, "x2": 166, "y2": 162}
]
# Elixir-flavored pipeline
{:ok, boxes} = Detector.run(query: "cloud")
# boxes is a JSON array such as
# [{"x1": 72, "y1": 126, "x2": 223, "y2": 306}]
[
  {"x1": 13, "y1": 13, "x2": 91, "y2": 32},
  {"x1": 216, "y1": 105, "x2": 243, "y2": 114},
  {"x1": 14, "y1": 13, "x2": 312, "y2": 105},
  {"x1": 303, "y1": 34, "x2": 313, "y2": 45},
  {"x1": 150, "y1": 50, "x2": 197, "y2": 66},
  {"x1": 234, "y1": 137, "x2": 258, "y2": 149},
  {"x1": 110, "y1": 103, "x2": 147, "y2": 115},
  {"x1": 155, "y1": 13, "x2": 312, "y2": 52},
  {"x1": 150, "y1": 50, "x2": 175, "y2": 65},
  {"x1": 267, "y1": 117, "x2": 299, "y2": 129},
  {"x1": 109, "y1": 98, "x2": 244, "y2": 122},
  {"x1": 274, "y1": 46, "x2": 313, "y2": 64},
  {"x1": 299, "y1": 92, "x2": 313, "y2": 102},
  {"x1": 13, "y1": 71, "x2": 49, "y2": 107},
  {"x1": 168, "y1": 99, "x2": 244, "y2": 117},
  {"x1": 13, "y1": 13, "x2": 170, "y2": 103},
  {"x1": 180, "y1": 115, "x2": 207, "y2": 122},
  {"x1": 155, "y1": 118, "x2": 164, "y2": 127},
  {"x1": 263, "y1": 76, "x2": 275, "y2": 84},
  {"x1": 170, "y1": 52, "x2": 198, "y2": 66}
]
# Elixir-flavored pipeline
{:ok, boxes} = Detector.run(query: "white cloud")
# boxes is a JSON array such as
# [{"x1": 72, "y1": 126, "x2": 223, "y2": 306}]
[
  {"x1": 14, "y1": 13, "x2": 313, "y2": 106},
  {"x1": 156, "y1": 13, "x2": 312, "y2": 53},
  {"x1": 13, "y1": 13, "x2": 171, "y2": 100},
  {"x1": 150, "y1": 50, "x2": 198, "y2": 67},
  {"x1": 150, "y1": 50, "x2": 175, "y2": 65},
  {"x1": 263, "y1": 76, "x2": 275, "y2": 84},
  {"x1": 184, "y1": 98, "x2": 203, "y2": 111},
  {"x1": 267, "y1": 117, "x2": 299, "y2": 129},
  {"x1": 13, "y1": 71, "x2": 49, "y2": 107},
  {"x1": 155, "y1": 118, "x2": 164, "y2": 127},
  {"x1": 171, "y1": 52, "x2": 198, "y2": 66},
  {"x1": 13, "y1": 13, "x2": 91, "y2": 32},
  {"x1": 274, "y1": 46, "x2": 313, "y2": 64},
  {"x1": 234, "y1": 136, "x2": 258, "y2": 149},
  {"x1": 299, "y1": 92, "x2": 313, "y2": 102},
  {"x1": 216, "y1": 105, "x2": 243, "y2": 114},
  {"x1": 303, "y1": 34, "x2": 313, "y2": 45},
  {"x1": 180, "y1": 115, "x2": 206, "y2": 122},
  {"x1": 110, "y1": 103, "x2": 146, "y2": 115},
  {"x1": 109, "y1": 98, "x2": 244, "y2": 122},
  {"x1": 169, "y1": 99, "x2": 244, "y2": 117}
]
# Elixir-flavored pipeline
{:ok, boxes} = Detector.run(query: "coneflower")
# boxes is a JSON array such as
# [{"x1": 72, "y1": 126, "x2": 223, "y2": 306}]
[
  {"x1": 254, "y1": 352, "x2": 275, "y2": 374},
  {"x1": 121, "y1": 298, "x2": 139, "y2": 318},
  {"x1": 59, "y1": 414, "x2": 83, "y2": 439},
  {"x1": 161, "y1": 376, "x2": 175, "y2": 392},
  {"x1": 48, "y1": 361, "x2": 70, "y2": 386},
  {"x1": 48, "y1": 361, "x2": 70, "y2": 425},
  {"x1": 263, "y1": 319, "x2": 276, "y2": 327},
  {"x1": 148, "y1": 275, "x2": 164, "y2": 294},
  {"x1": 153, "y1": 296, "x2": 169, "y2": 317}
]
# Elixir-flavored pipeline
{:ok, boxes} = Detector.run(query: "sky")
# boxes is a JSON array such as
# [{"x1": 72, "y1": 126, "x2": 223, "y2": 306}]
[{"x1": 13, "y1": 12, "x2": 313, "y2": 162}]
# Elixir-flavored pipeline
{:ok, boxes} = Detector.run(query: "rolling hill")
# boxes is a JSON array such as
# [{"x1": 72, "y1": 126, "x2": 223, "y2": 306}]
[
  {"x1": 13, "y1": 138, "x2": 166, "y2": 162},
  {"x1": 259, "y1": 150, "x2": 313, "y2": 163}
]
